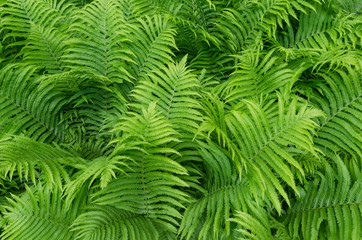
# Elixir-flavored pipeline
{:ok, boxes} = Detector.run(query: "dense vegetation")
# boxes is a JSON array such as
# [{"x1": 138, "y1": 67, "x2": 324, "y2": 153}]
[{"x1": 0, "y1": 0, "x2": 361, "y2": 239}]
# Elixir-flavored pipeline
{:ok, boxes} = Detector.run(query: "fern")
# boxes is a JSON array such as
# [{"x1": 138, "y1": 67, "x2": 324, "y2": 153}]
[
  {"x1": 198, "y1": 94, "x2": 324, "y2": 211},
  {"x1": 132, "y1": 55, "x2": 202, "y2": 133},
  {"x1": 0, "y1": 0, "x2": 361, "y2": 239},
  {"x1": 71, "y1": 205, "x2": 159, "y2": 240},
  {"x1": 91, "y1": 102, "x2": 189, "y2": 235},
  {"x1": 220, "y1": 49, "x2": 296, "y2": 103},
  {"x1": 0, "y1": 135, "x2": 85, "y2": 187},
  {"x1": 0, "y1": 65, "x2": 66, "y2": 142},
  {"x1": 308, "y1": 68, "x2": 362, "y2": 159},
  {"x1": 63, "y1": 0, "x2": 133, "y2": 84},
  {"x1": 125, "y1": 15, "x2": 177, "y2": 82},
  {"x1": 21, "y1": 25, "x2": 68, "y2": 73},
  {"x1": 1, "y1": 184, "x2": 83, "y2": 240},
  {"x1": 284, "y1": 157, "x2": 362, "y2": 239}
]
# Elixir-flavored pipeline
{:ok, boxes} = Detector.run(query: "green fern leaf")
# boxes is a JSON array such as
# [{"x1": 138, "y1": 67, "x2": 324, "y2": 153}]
[
  {"x1": 92, "y1": 102, "x2": 189, "y2": 234},
  {"x1": 1, "y1": 184, "x2": 83, "y2": 240},
  {"x1": 285, "y1": 156, "x2": 362, "y2": 240},
  {"x1": 71, "y1": 205, "x2": 159, "y2": 240},
  {"x1": 0, "y1": 65, "x2": 66, "y2": 142}
]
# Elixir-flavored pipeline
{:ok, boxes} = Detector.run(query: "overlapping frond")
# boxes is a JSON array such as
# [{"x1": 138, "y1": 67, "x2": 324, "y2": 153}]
[
  {"x1": 197, "y1": 93, "x2": 324, "y2": 211},
  {"x1": 21, "y1": 25, "x2": 68, "y2": 73},
  {"x1": 0, "y1": 135, "x2": 85, "y2": 187},
  {"x1": 220, "y1": 49, "x2": 295, "y2": 103},
  {"x1": 284, "y1": 156, "x2": 362, "y2": 239},
  {"x1": 71, "y1": 205, "x2": 159, "y2": 240},
  {"x1": 0, "y1": 0, "x2": 62, "y2": 38},
  {"x1": 92, "y1": 102, "x2": 189, "y2": 234},
  {"x1": 39, "y1": 71, "x2": 112, "y2": 137},
  {"x1": 275, "y1": 6, "x2": 361, "y2": 60},
  {"x1": 125, "y1": 15, "x2": 177, "y2": 82},
  {"x1": 38, "y1": 0, "x2": 77, "y2": 21},
  {"x1": 64, "y1": 155, "x2": 130, "y2": 206},
  {"x1": 0, "y1": 65, "x2": 66, "y2": 143},
  {"x1": 214, "y1": 0, "x2": 319, "y2": 52},
  {"x1": 132, "y1": 55, "x2": 202, "y2": 133},
  {"x1": 1, "y1": 184, "x2": 83, "y2": 240},
  {"x1": 228, "y1": 210, "x2": 272, "y2": 240},
  {"x1": 179, "y1": 141, "x2": 256, "y2": 240},
  {"x1": 306, "y1": 68, "x2": 362, "y2": 159},
  {"x1": 0, "y1": 0, "x2": 361, "y2": 239},
  {"x1": 63, "y1": 0, "x2": 133, "y2": 84}
]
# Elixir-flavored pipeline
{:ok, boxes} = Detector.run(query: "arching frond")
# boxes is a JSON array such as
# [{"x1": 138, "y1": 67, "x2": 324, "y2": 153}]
[
  {"x1": 132, "y1": 55, "x2": 202, "y2": 134},
  {"x1": 0, "y1": 65, "x2": 67, "y2": 143},
  {"x1": 1, "y1": 184, "x2": 83, "y2": 240},
  {"x1": 171, "y1": 0, "x2": 221, "y2": 48},
  {"x1": 38, "y1": 0, "x2": 77, "y2": 21},
  {"x1": 197, "y1": 93, "x2": 324, "y2": 211},
  {"x1": 179, "y1": 141, "x2": 257, "y2": 240},
  {"x1": 92, "y1": 102, "x2": 189, "y2": 234},
  {"x1": 284, "y1": 156, "x2": 362, "y2": 240},
  {"x1": 63, "y1": 0, "x2": 133, "y2": 84},
  {"x1": 214, "y1": 0, "x2": 319, "y2": 52},
  {"x1": 0, "y1": 0, "x2": 62, "y2": 38},
  {"x1": 309, "y1": 68, "x2": 362, "y2": 159},
  {"x1": 228, "y1": 210, "x2": 273, "y2": 240},
  {"x1": 37, "y1": 69, "x2": 128, "y2": 159},
  {"x1": 64, "y1": 155, "x2": 131, "y2": 207},
  {"x1": 0, "y1": 135, "x2": 86, "y2": 187},
  {"x1": 38, "y1": 70, "x2": 113, "y2": 139},
  {"x1": 220, "y1": 49, "x2": 295, "y2": 103},
  {"x1": 71, "y1": 205, "x2": 159, "y2": 240},
  {"x1": 0, "y1": 0, "x2": 360, "y2": 239},
  {"x1": 125, "y1": 15, "x2": 177, "y2": 83},
  {"x1": 21, "y1": 25, "x2": 68, "y2": 73},
  {"x1": 275, "y1": 6, "x2": 361, "y2": 59},
  {"x1": 131, "y1": 56, "x2": 203, "y2": 191}
]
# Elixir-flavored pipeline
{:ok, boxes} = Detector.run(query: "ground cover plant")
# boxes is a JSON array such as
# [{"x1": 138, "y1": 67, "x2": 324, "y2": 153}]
[{"x1": 0, "y1": 0, "x2": 361, "y2": 239}]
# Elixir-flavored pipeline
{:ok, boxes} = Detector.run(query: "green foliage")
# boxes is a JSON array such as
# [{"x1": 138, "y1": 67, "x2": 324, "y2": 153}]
[
  {"x1": 285, "y1": 157, "x2": 362, "y2": 240},
  {"x1": 1, "y1": 184, "x2": 83, "y2": 240},
  {"x1": 0, "y1": 0, "x2": 361, "y2": 239}
]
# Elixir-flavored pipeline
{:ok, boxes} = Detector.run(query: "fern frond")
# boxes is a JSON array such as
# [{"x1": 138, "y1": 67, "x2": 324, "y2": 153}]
[
  {"x1": 220, "y1": 49, "x2": 295, "y2": 103},
  {"x1": 125, "y1": 15, "x2": 177, "y2": 82},
  {"x1": 63, "y1": 0, "x2": 133, "y2": 84},
  {"x1": 36, "y1": 68, "x2": 129, "y2": 160},
  {"x1": 92, "y1": 102, "x2": 189, "y2": 234},
  {"x1": 38, "y1": 0, "x2": 77, "y2": 21},
  {"x1": 0, "y1": 65, "x2": 67, "y2": 143},
  {"x1": 71, "y1": 205, "x2": 159, "y2": 240},
  {"x1": 1, "y1": 184, "x2": 83, "y2": 240},
  {"x1": 197, "y1": 93, "x2": 324, "y2": 211},
  {"x1": 132, "y1": 55, "x2": 202, "y2": 134},
  {"x1": 309, "y1": 68, "x2": 362, "y2": 159},
  {"x1": 284, "y1": 156, "x2": 362, "y2": 240},
  {"x1": 21, "y1": 25, "x2": 68, "y2": 73},
  {"x1": 214, "y1": 0, "x2": 319, "y2": 52},
  {"x1": 0, "y1": 0, "x2": 61, "y2": 38},
  {"x1": 275, "y1": 6, "x2": 361, "y2": 59},
  {"x1": 64, "y1": 155, "x2": 131, "y2": 207},
  {"x1": 179, "y1": 141, "x2": 257, "y2": 240},
  {"x1": 0, "y1": 136, "x2": 85, "y2": 187},
  {"x1": 228, "y1": 210, "x2": 273, "y2": 240}
]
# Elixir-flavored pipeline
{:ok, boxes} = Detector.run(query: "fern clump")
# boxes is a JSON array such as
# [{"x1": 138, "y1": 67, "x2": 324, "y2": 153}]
[{"x1": 0, "y1": 0, "x2": 361, "y2": 239}]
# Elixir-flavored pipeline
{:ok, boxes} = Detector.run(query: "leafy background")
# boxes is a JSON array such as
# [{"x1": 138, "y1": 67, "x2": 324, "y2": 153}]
[{"x1": 0, "y1": 0, "x2": 361, "y2": 239}]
